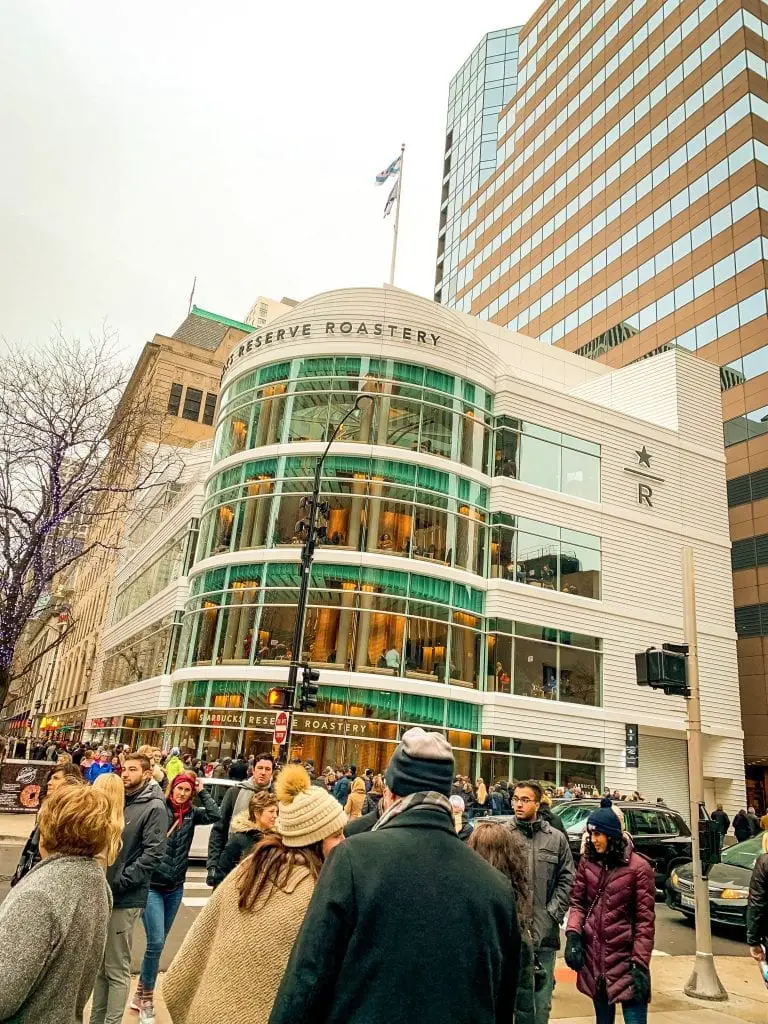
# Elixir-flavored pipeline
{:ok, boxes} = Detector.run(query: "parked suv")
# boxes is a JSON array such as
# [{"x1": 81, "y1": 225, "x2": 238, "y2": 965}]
[{"x1": 555, "y1": 800, "x2": 692, "y2": 889}]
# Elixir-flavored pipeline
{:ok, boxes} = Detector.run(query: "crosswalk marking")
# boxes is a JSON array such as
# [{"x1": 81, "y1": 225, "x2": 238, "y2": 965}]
[
  {"x1": 184, "y1": 881, "x2": 211, "y2": 890},
  {"x1": 182, "y1": 896, "x2": 211, "y2": 908}
]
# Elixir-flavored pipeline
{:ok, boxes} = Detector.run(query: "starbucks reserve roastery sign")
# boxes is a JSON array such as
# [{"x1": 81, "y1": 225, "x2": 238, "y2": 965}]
[
  {"x1": 223, "y1": 320, "x2": 441, "y2": 375},
  {"x1": 209, "y1": 710, "x2": 372, "y2": 736}
]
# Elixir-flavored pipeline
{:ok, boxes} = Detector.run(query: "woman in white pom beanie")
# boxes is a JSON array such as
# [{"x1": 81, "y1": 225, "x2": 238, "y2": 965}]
[{"x1": 163, "y1": 765, "x2": 346, "y2": 1024}]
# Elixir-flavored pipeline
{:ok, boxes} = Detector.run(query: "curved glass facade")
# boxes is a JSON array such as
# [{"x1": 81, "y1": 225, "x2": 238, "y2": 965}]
[{"x1": 171, "y1": 351, "x2": 604, "y2": 774}]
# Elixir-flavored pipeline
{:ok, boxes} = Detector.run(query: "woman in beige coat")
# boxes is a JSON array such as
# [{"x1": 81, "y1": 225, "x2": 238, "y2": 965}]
[
  {"x1": 344, "y1": 776, "x2": 367, "y2": 819},
  {"x1": 162, "y1": 764, "x2": 346, "y2": 1024}
]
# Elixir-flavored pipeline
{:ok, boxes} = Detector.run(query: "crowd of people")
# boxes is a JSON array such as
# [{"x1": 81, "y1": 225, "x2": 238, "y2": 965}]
[{"x1": 1, "y1": 731, "x2": 768, "y2": 1023}]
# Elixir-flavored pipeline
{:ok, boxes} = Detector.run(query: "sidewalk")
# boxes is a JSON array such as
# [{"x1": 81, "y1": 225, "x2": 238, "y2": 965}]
[
  {"x1": 550, "y1": 956, "x2": 767, "y2": 1022},
  {"x1": 84, "y1": 957, "x2": 767, "y2": 1023},
  {"x1": 0, "y1": 811, "x2": 35, "y2": 842}
]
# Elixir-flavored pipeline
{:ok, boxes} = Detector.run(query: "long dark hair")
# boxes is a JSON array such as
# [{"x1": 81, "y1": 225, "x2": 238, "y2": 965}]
[
  {"x1": 237, "y1": 833, "x2": 324, "y2": 911},
  {"x1": 467, "y1": 820, "x2": 532, "y2": 928}
]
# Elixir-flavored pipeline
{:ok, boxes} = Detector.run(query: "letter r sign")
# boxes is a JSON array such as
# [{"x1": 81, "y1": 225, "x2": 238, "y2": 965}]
[{"x1": 638, "y1": 483, "x2": 653, "y2": 507}]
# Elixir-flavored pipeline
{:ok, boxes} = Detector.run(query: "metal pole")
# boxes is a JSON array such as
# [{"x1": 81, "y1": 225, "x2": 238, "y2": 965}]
[
  {"x1": 279, "y1": 395, "x2": 374, "y2": 761},
  {"x1": 389, "y1": 143, "x2": 405, "y2": 286},
  {"x1": 682, "y1": 545, "x2": 727, "y2": 1001}
]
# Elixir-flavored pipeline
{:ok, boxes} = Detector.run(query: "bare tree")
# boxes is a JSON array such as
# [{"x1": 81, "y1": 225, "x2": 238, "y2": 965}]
[{"x1": 0, "y1": 328, "x2": 179, "y2": 709}]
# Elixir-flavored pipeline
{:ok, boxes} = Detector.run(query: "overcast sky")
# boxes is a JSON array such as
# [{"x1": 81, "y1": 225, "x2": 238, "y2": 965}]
[{"x1": 0, "y1": 1, "x2": 540, "y2": 359}]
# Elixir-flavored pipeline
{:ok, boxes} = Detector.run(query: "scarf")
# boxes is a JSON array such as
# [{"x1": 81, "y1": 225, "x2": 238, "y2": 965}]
[{"x1": 372, "y1": 790, "x2": 454, "y2": 831}]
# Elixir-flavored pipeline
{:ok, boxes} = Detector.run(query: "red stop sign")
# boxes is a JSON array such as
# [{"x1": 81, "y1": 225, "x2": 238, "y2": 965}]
[{"x1": 273, "y1": 710, "x2": 290, "y2": 746}]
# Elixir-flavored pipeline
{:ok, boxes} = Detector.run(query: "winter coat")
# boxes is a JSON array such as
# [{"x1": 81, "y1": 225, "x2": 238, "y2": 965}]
[
  {"x1": 515, "y1": 931, "x2": 536, "y2": 1024},
  {"x1": 150, "y1": 790, "x2": 220, "y2": 891},
  {"x1": 711, "y1": 808, "x2": 730, "y2": 836},
  {"x1": 165, "y1": 755, "x2": 185, "y2": 783},
  {"x1": 361, "y1": 790, "x2": 382, "y2": 815},
  {"x1": 734, "y1": 812, "x2": 752, "y2": 843},
  {"x1": 163, "y1": 859, "x2": 316, "y2": 1024},
  {"x1": 206, "y1": 778, "x2": 272, "y2": 875},
  {"x1": 332, "y1": 775, "x2": 351, "y2": 805},
  {"x1": 344, "y1": 778, "x2": 367, "y2": 819},
  {"x1": 747, "y1": 851, "x2": 768, "y2": 947},
  {"x1": 506, "y1": 816, "x2": 575, "y2": 950},
  {"x1": 567, "y1": 838, "x2": 656, "y2": 1004},
  {"x1": 107, "y1": 781, "x2": 168, "y2": 909},
  {"x1": 0, "y1": 854, "x2": 111, "y2": 1023},
  {"x1": 212, "y1": 814, "x2": 266, "y2": 887},
  {"x1": 344, "y1": 803, "x2": 383, "y2": 836},
  {"x1": 86, "y1": 761, "x2": 113, "y2": 784},
  {"x1": 268, "y1": 802, "x2": 521, "y2": 1024}
]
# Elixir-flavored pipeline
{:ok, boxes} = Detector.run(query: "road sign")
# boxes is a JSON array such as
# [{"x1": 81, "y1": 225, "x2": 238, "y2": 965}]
[{"x1": 273, "y1": 710, "x2": 290, "y2": 746}]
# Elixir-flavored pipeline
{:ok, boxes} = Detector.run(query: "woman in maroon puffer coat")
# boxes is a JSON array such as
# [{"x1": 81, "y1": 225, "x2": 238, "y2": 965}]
[{"x1": 564, "y1": 800, "x2": 656, "y2": 1024}]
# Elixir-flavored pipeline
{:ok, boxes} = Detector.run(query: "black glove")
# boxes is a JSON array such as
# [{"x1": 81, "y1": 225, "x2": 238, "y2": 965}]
[
  {"x1": 630, "y1": 963, "x2": 651, "y2": 1004},
  {"x1": 564, "y1": 932, "x2": 584, "y2": 972}
]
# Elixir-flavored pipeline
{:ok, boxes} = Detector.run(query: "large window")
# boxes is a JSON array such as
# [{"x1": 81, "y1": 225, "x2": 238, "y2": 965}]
[
  {"x1": 217, "y1": 357, "x2": 494, "y2": 474},
  {"x1": 724, "y1": 405, "x2": 768, "y2": 447},
  {"x1": 101, "y1": 615, "x2": 179, "y2": 691},
  {"x1": 494, "y1": 418, "x2": 600, "y2": 500},
  {"x1": 179, "y1": 562, "x2": 602, "y2": 706},
  {"x1": 182, "y1": 387, "x2": 203, "y2": 422},
  {"x1": 490, "y1": 514, "x2": 600, "y2": 598},
  {"x1": 479, "y1": 736, "x2": 603, "y2": 789},
  {"x1": 167, "y1": 383, "x2": 183, "y2": 416},
  {"x1": 112, "y1": 523, "x2": 197, "y2": 623},
  {"x1": 487, "y1": 618, "x2": 601, "y2": 706},
  {"x1": 180, "y1": 562, "x2": 485, "y2": 688},
  {"x1": 198, "y1": 455, "x2": 489, "y2": 576},
  {"x1": 167, "y1": 679, "x2": 481, "y2": 767}
]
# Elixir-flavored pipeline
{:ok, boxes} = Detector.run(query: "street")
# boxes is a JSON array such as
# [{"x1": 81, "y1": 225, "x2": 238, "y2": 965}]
[{"x1": 0, "y1": 839, "x2": 750, "y2": 962}]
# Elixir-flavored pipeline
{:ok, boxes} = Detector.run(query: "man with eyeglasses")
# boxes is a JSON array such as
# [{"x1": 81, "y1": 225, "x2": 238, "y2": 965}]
[{"x1": 508, "y1": 780, "x2": 574, "y2": 1024}]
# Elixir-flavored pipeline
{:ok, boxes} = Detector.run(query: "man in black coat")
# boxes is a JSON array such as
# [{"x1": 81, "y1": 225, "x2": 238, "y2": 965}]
[
  {"x1": 269, "y1": 728, "x2": 521, "y2": 1024},
  {"x1": 91, "y1": 754, "x2": 167, "y2": 1024},
  {"x1": 710, "y1": 803, "x2": 730, "y2": 838},
  {"x1": 206, "y1": 752, "x2": 274, "y2": 885}
]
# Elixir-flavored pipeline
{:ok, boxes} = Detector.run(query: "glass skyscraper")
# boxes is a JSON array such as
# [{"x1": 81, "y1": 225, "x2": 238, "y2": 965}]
[
  {"x1": 439, "y1": 0, "x2": 768, "y2": 805},
  {"x1": 434, "y1": 27, "x2": 520, "y2": 309}
]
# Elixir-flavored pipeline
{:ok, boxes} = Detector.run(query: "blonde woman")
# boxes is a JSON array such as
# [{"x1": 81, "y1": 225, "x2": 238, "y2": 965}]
[
  {"x1": 163, "y1": 764, "x2": 346, "y2": 1024},
  {"x1": 92, "y1": 771, "x2": 126, "y2": 869},
  {"x1": 0, "y1": 785, "x2": 117, "y2": 1023}
]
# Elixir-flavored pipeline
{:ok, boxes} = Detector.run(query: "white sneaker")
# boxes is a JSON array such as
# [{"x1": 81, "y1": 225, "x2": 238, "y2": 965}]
[
  {"x1": 139, "y1": 1006, "x2": 155, "y2": 1024},
  {"x1": 129, "y1": 996, "x2": 141, "y2": 1012}
]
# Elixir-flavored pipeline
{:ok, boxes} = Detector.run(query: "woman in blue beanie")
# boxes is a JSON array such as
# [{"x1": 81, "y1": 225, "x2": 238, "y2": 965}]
[{"x1": 565, "y1": 799, "x2": 656, "y2": 1024}]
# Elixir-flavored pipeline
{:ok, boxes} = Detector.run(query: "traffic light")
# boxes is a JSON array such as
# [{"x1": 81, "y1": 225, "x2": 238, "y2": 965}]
[
  {"x1": 635, "y1": 644, "x2": 690, "y2": 697},
  {"x1": 267, "y1": 687, "x2": 290, "y2": 709},
  {"x1": 299, "y1": 665, "x2": 320, "y2": 710},
  {"x1": 699, "y1": 816, "x2": 722, "y2": 876}
]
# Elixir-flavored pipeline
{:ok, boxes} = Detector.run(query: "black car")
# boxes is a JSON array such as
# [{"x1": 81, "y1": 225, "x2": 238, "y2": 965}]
[
  {"x1": 554, "y1": 800, "x2": 692, "y2": 889},
  {"x1": 666, "y1": 834, "x2": 762, "y2": 931}
]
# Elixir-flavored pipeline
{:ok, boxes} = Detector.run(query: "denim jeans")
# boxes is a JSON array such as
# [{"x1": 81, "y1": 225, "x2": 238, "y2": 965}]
[
  {"x1": 593, "y1": 993, "x2": 647, "y2": 1024},
  {"x1": 533, "y1": 948, "x2": 557, "y2": 1024},
  {"x1": 139, "y1": 885, "x2": 184, "y2": 992}
]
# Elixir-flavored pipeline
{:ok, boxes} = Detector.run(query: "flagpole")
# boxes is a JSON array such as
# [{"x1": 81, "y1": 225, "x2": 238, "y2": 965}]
[{"x1": 389, "y1": 143, "x2": 405, "y2": 286}]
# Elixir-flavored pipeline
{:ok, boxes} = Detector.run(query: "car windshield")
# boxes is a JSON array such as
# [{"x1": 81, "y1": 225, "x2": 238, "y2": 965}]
[
  {"x1": 720, "y1": 835, "x2": 764, "y2": 870},
  {"x1": 556, "y1": 804, "x2": 593, "y2": 831}
]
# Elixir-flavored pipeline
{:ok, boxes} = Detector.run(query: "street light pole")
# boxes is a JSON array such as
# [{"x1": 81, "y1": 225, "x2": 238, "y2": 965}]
[
  {"x1": 280, "y1": 394, "x2": 374, "y2": 761},
  {"x1": 682, "y1": 545, "x2": 727, "y2": 1001}
]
